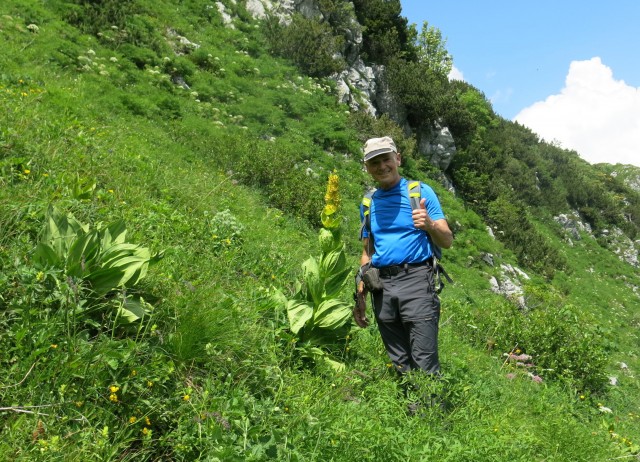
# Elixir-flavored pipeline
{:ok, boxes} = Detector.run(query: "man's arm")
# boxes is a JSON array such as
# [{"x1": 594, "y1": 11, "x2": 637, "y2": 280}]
[
  {"x1": 353, "y1": 238, "x2": 372, "y2": 328},
  {"x1": 425, "y1": 218, "x2": 453, "y2": 249},
  {"x1": 412, "y1": 198, "x2": 453, "y2": 249}
]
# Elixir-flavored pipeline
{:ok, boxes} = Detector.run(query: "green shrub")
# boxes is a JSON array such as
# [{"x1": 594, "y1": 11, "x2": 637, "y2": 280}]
[
  {"x1": 449, "y1": 295, "x2": 609, "y2": 394},
  {"x1": 264, "y1": 13, "x2": 345, "y2": 77},
  {"x1": 65, "y1": 0, "x2": 137, "y2": 34},
  {"x1": 120, "y1": 44, "x2": 159, "y2": 70},
  {"x1": 384, "y1": 58, "x2": 448, "y2": 128}
]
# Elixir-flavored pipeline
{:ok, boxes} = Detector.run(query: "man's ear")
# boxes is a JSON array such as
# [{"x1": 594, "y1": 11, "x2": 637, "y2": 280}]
[{"x1": 396, "y1": 152, "x2": 401, "y2": 165}]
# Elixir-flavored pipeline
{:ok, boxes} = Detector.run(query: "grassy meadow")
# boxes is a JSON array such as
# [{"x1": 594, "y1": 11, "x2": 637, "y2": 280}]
[{"x1": 1, "y1": 1, "x2": 639, "y2": 460}]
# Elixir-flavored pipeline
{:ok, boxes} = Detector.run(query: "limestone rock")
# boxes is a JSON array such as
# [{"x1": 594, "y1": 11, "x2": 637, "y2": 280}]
[{"x1": 417, "y1": 121, "x2": 457, "y2": 171}]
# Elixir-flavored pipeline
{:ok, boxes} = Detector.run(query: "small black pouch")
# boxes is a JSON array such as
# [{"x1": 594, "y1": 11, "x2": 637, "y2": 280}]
[{"x1": 362, "y1": 264, "x2": 384, "y2": 292}]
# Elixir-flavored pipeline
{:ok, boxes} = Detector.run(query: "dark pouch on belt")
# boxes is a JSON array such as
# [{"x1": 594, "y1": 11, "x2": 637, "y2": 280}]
[{"x1": 362, "y1": 266, "x2": 384, "y2": 292}]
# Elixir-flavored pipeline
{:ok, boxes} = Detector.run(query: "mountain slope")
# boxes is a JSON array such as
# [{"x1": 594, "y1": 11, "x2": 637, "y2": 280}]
[{"x1": 1, "y1": 1, "x2": 639, "y2": 460}]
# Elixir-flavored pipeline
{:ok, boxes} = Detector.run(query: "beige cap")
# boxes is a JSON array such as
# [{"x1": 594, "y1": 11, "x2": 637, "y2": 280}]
[{"x1": 363, "y1": 136, "x2": 397, "y2": 162}]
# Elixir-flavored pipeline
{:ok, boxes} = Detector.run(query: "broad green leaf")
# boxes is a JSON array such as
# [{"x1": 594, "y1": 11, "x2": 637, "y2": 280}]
[
  {"x1": 110, "y1": 259, "x2": 148, "y2": 288},
  {"x1": 100, "y1": 243, "x2": 147, "y2": 266},
  {"x1": 116, "y1": 297, "x2": 152, "y2": 324},
  {"x1": 319, "y1": 247, "x2": 346, "y2": 276},
  {"x1": 33, "y1": 243, "x2": 61, "y2": 268},
  {"x1": 323, "y1": 266, "x2": 351, "y2": 298},
  {"x1": 86, "y1": 267, "x2": 126, "y2": 296},
  {"x1": 302, "y1": 257, "x2": 322, "y2": 306},
  {"x1": 286, "y1": 299, "x2": 313, "y2": 334},
  {"x1": 306, "y1": 323, "x2": 351, "y2": 346},
  {"x1": 66, "y1": 231, "x2": 100, "y2": 277},
  {"x1": 119, "y1": 259, "x2": 150, "y2": 288},
  {"x1": 102, "y1": 251, "x2": 150, "y2": 270},
  {"x1": 101, "y1": 220, "x2": 127, "y2": 249},
  {"x1": 41, "y1": 206, "x2": 88, "y2": 260},
  {"x1": 313, "y1": 299, "x2": 351, "y2": 330},
  {"x1": 270, "y1": 289, "x2": 288, "y2": 309}
]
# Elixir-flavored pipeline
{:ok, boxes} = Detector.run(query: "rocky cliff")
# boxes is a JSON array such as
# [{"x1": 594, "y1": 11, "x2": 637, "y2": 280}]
[{"x1": 243, "y1": 0, "x2": 457, "y2": 171}]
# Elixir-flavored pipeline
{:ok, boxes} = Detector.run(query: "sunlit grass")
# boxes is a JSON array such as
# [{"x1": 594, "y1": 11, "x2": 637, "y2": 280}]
[{"x1": 0, "y1": 0, "x2": 639, "y2": 460}]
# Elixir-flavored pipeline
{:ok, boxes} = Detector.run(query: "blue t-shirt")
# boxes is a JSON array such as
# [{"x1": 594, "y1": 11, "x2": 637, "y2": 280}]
[{"x1": 360, "y1": 178, "x2": 445, "y2": 267}]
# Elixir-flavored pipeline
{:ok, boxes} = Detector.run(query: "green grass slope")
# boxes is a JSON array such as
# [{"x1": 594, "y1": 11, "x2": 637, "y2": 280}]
[{"x1": 1, "y1": 1, "x2": 639, "y2": 460}]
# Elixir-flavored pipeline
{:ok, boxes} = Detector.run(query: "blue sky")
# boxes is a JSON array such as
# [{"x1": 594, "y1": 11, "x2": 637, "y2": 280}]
[{"x1": 399, "y1": 0, "x2": 640, "y2": 166}]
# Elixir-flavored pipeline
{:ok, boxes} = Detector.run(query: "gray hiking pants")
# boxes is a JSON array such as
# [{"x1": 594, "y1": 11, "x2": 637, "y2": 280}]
[{"x1": 372, "y1": 262, "x2": 441, "y2": 375}]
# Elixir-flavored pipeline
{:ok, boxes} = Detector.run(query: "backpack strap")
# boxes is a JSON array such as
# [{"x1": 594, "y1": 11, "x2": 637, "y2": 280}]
[
  {"x1": 408, "y1": 180, "x2": 421, "y2": 210},
  {"x1": 360, "y1": 190, "x2": 375, "y2": 256}
]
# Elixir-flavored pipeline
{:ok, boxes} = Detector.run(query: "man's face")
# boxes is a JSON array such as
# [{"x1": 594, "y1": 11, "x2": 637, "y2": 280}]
[{"x1": 365, "y1": 151, "x2": 401, "y2": 188}]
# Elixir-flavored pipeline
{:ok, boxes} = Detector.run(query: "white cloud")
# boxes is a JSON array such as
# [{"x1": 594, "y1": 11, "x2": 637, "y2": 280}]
[
  {"x1": 514, "y1": 57, "x2": 640, "y2": 167},
  {"x1": 448, "y1": 65, "x2": 464, "y2": 82}
]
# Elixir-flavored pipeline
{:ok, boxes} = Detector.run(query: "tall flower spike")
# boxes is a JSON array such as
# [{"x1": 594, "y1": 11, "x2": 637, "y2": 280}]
[{"x1": 321, "y1": 171, "x2": 340, "y2": 229}]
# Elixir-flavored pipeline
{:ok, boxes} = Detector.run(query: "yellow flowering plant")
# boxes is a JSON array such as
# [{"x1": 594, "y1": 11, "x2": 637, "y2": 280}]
[{"x1": 275, "y1": 172, "x2": 352, "y2": 370}]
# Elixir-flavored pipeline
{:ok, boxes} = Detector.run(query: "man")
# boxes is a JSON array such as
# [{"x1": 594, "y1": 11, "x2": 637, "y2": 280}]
[{"x1": 354, "y1": 136, "x2": 453, "y2": 377}]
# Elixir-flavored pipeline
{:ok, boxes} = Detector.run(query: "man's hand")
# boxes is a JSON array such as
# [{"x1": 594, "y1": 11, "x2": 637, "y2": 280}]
[
  {"x1": 412, "y1": 198, "x2": 434, "y2": 231},
  {"x1": 353, "y1": 282, "x2": 369, "y2": 328},
  {"x1": 412, "y1": 198, "x2": 454, "y2": 249}
]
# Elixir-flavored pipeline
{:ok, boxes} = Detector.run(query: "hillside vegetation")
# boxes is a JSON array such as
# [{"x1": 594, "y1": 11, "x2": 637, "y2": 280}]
[{"x1": 1, "y1": 1, "x2": 639, "y2": 460}]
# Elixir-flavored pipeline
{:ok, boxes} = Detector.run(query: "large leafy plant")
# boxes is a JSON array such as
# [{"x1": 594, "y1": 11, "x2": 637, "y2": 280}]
[
  {"x1": 33, "y1": 205, "x2": 161, "y2": 324},
  {"x1": 275, "y1": 173, "x2": 352, "y2": 368}
]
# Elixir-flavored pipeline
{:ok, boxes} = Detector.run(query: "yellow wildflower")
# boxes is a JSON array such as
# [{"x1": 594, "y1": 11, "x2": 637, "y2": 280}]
[
  {"x1": 129, "y1": 416, "x2": 137, "y2": 424},
  {"x1": 147, "y1": 381, "x2": 153, "y2": 388},
  {"x1": 321, "y1": 171, "x2": 341, "y2": 229},
  {"x1": 324, "y1": 171, "x2": 340, "y2": 206},
  {"x1": 109, "y1": 385, "x2": 120, "y2": 393},
  {"x1": 130, "y1": 370, "x2": 137, "y2": 377},
  {"x1": 145, "y1": 416, "x2": 151, "y2": 426},
  {"x1": 142, "y1": 427, "x2": 149, "y2": 435},
  {"x1": 183, "y1": 394, "x2": 190, "y2": 401},
  {"x1": 23, "y1": 169, "x2": 30, "y2": 174},
  {"x1": 109, "y1": 394, "x2": 118, "y2": 403},
  {"x1": 50, "y1": 344, "x2": 58, "y2": 349}
]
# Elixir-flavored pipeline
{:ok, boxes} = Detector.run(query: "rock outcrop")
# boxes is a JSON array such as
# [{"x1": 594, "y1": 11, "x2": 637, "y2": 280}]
[
  {"x1": 489, "y1": 264, "x2": 530, "y2": 309},
  {"x1": 244, "y1": 0, "x2": 457, "y2": 170},
  {"x1": 554, "y1": 212, "x2": 592, "y2": 241}
]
